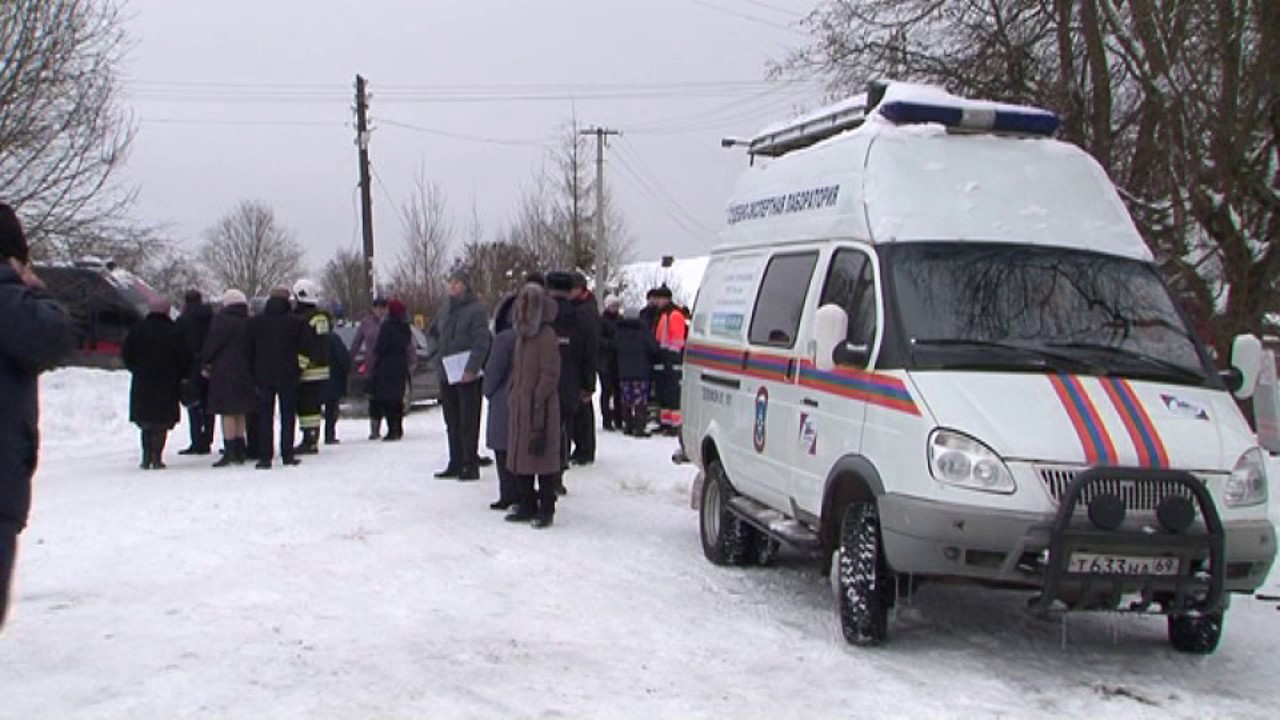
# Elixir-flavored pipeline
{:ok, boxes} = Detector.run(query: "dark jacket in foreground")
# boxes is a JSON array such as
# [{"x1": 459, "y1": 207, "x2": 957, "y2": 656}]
[
  {"x1": 202, "y1": 304, "x2": 255, "y2": 415},
  {"x1": 248, "y1": 295, "x2": 307, "y2": 388},
  {"x1": 0, "y1": 264, "x2": 74, "y2": 532},
  {"x1": 122, "y1": 312, "x2": 188, "y2": 427}
]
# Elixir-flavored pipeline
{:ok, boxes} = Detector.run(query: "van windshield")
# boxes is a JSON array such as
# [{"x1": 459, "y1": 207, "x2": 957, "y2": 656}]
[{"x1": 886, "y1": 243, "x2": 1214, "y2": 385}]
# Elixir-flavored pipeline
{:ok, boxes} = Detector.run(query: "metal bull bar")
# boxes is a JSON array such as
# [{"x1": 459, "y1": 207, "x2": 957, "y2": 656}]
[{"x1": 1032, "y1": 467, "x2": 1226, "y2": 616}]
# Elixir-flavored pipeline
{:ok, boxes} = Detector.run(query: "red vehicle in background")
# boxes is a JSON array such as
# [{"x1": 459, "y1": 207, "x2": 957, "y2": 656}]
[{"x1": 35, "y1": 258, "x2": 170, "y2": 368}]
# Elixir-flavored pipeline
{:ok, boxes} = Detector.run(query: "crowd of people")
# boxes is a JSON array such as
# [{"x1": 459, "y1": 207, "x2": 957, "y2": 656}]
[{"x1": 2, "y1": 196, "x2": 694, "y2": 623}]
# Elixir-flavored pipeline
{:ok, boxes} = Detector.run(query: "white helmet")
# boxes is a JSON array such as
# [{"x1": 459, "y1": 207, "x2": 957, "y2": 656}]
[{"x1": 292, "y1": 278, "x2": 320, "y2": 304}]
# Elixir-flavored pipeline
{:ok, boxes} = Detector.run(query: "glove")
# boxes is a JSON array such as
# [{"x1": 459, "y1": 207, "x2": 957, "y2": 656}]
[{"x1": 529, "y1": 430, "x2": 547, "y2": 457}]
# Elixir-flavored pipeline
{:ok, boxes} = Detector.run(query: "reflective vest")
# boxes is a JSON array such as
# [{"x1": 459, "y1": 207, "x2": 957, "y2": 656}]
[{"x1": 655, "y1": 308, "x2": 688, "y2": 353}]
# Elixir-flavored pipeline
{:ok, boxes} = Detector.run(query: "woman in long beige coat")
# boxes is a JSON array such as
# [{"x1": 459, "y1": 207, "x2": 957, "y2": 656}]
[{"x1": 505, "y1": 283, "x2": 562, "y2": 527}]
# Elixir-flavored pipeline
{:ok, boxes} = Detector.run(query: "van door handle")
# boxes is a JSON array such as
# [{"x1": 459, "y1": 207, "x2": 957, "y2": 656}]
[{"x1": 803, "y1": 398, "x2": 819, "y2": 408}]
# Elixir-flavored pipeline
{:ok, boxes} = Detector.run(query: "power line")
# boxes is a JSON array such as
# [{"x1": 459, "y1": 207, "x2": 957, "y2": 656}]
[
  {"x1": 374, "y1": 117, "x2": 549, "y2": 148},
  {"x1": 138, "y1": 117, "x2": 346, "y2": 128},
  {"x1": 680, "y1": 0, "x2": 810, "y2": 36},
  {"x1": 737, "y1": 0, "x2": 807, "y2": 18},
  {"x1": 613, "y1": 142, "x2": 714, "y2": 234},
  {"x1": 610, "y1": 147, "x2": 714, "y2": 238}
]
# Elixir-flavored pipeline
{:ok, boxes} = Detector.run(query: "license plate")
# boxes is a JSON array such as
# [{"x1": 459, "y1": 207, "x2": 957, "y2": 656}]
[{"x1": 1068, "y1": 553, "x2": 1180, "y2": 576}]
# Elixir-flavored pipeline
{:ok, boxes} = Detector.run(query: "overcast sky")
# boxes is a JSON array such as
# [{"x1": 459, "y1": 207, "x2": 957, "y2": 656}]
[{"x1": 120, "y1": 0, "x2": 828, "y2": 280}]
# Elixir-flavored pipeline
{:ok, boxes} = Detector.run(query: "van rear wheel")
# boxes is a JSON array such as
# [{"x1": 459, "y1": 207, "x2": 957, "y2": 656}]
[
  {"x1": 1167, "y1": 610, "x2": 1224, "y2": 654},
  {"x1": 833, "y1": 500, "x2": 891, "y2": 646},
  {"x1": 699, "y1": 460, "x2": 757, "y2": 566}
]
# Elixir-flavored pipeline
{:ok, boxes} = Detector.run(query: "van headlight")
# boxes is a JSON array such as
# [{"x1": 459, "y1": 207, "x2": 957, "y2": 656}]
[
  {"x1": 928, "y1": 429, "x2": 1016, "y2": 494},
  {"x1": 1226, "y1": 448, "x2": 1268, "y2": 507}
]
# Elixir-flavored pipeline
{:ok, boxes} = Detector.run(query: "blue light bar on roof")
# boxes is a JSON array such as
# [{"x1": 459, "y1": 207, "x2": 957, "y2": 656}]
[{"x1": 878, "y1": 100, "x2": 1061, "y2": 137}]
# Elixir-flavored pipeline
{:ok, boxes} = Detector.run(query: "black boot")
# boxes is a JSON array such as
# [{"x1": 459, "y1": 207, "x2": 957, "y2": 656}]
[
  {"x1": 213, "y1": 440, "x2": 236, "y2": 467},
  {"x1": 631, "y1": 406, "x2": 651, "y2": 438},
  {"x1": 151, "y1": 430, "x2": 168, "y2": 469},
  {"x1": 368, "y1": 416, "x2": 382, "y2": 441},
  {"x1": 295, "y1": 428, "x2": 320, "y2": 455},
  {"x1": 435, "y1": 465, "x2": 462, "y2": 479},
  {"x1": 140, "y1": 430, "x2": 152, "y2": 470}
]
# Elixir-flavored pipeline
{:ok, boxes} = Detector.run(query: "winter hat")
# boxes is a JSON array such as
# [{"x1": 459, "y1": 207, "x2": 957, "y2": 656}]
[
  {"x1": 183, "y1": 289, "x2": 203, "y2": 307},
  {"x1": 571, "y1": 271, "x2": 589, "y2": 290},
  {"x1": 221, "y1": 289, "x2": 248, "y2": 307},
  {"x1": 652, "y1": 285, "x2": 673, "y2": 300},
  {"x1": 148, "y1": 297, "x2": 171, "y2": 315},
  {"x1": 545, "y1": 271, "x2": 574, "y2": 292},
  {"x1": 387, "y1": 297, "x2": 407, "y2": 317},
  {"x1": 0, "y1": 203, "x2": 30, "y2": 264},
  {"x1": 446, "y1": 266, "x2": 472, "y2": 290},
  {"x1": 372, "y1": 296, "x2": 389, "y2": 308}
]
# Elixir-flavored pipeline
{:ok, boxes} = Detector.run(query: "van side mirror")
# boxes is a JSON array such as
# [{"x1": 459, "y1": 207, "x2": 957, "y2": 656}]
[
  {"x1": 813, "y1": 304, "x2": 847, "y2": 372},
  {"x1": 1230, "y1": 334, "x2": 1263, "y2": 399},
  {"x1": 814, "y1": 303, "x2": 871, "y2": 369}
]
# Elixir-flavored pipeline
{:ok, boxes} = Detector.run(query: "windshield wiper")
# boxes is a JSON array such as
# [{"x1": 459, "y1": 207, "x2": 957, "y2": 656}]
[
  {"x1": 911, "y1": 338, "x2": 1098, "y2": 372},
  {"x1": 1045, "y1": 341, "x2": 1207, "y2": 384}
]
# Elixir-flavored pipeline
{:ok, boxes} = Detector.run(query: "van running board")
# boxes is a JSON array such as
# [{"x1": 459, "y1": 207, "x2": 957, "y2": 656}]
[{"x1": 727, "y1": 495, "x2": 822, "y2": 551}]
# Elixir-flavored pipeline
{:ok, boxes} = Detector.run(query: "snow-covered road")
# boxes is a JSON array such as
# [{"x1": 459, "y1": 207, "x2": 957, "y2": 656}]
[{"x1": 2, "y1": 369, "x2": 1278, "y2": 719}]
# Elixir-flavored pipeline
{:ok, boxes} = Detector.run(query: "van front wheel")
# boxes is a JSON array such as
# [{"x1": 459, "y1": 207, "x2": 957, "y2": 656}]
[
  {"x1": 833, "y1": 500, "x2": 891, "y2": 646},
  {"x1": 1167, "y1": 610, "x2": 1224, "y2": 654},
  {"x1": 699, "y1": 461, "x2": 757, "y2": 566}
]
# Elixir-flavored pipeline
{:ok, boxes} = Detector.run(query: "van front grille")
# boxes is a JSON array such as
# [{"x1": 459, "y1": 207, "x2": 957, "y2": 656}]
[{"x1": 1036, "y1": 467, "x2": 1201, "y2": 513}]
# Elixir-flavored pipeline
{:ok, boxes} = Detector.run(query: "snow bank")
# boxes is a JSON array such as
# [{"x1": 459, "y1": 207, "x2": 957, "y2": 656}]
[{"x1": 615, "y1": 256, "x2": 708, "y2": 310}]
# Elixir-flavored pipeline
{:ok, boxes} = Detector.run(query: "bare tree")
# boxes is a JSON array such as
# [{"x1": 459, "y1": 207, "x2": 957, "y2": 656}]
[
  {"x1": 198, "y1": 200, "x2": 305, "y2": 298},
  {"x1": 0, "y1": 0, "x2": 142, "y2": 260},
  {"x1": 322, "y1": 248, "x2": 369, "y2": 321},
  {"x1": 142, "y1": 247, "x2": 208, "y2": 304},
  {"x1": 389, "y1": 174, "x2": 452, "y2": 320},
  {"x1": 507, "y1": 121, "x2": 634, "y2": 286},
  {"x1": 772, "y1": 0, "x2": 1279, "y2": 358},
  {"x1": 457, "y1": 238, "x2": 542, "y2": 314}
]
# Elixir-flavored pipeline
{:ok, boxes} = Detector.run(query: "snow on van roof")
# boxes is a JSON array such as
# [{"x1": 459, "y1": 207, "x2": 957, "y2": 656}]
[{"x1": 723, "y1": 83, "x2": 1150, "y2": 262}]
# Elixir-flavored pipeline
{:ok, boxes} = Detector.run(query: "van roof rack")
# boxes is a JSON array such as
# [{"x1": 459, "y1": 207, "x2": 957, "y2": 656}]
[
  {"x1": 746, "y1": 92, "x2": 869, "y2": 158},
  {"x1": 741, "y1": 80, "x2": 1060, "y2": 159}
]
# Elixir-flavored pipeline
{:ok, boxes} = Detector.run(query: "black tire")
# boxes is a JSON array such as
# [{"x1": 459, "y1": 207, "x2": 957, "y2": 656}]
[
  {"x1": 699, "y1": 461, "x2": 758, "y2": 566},
  {"x1": 1167, "y1": 610, "x2": 1224, "y2": 654},
  {"x1": 833, "y1": 500, "x2": 891, "y2": 646}
]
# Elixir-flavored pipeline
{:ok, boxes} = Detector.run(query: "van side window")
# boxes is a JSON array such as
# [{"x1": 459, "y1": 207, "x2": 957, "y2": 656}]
[
  {"x1": 819, "y1": 248, "x2": 878, "y2": 348},
  {"x1": 748, "y1": 252, "x2": 819, "y2": 348}
]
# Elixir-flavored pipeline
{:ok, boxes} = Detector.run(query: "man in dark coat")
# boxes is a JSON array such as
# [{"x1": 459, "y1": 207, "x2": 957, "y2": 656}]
[
  {"x1": 0, "y1": 203, "x2": 75, "y2": 628},
  {"x1": 247, "y1": 290, "x2": 308, "y2": 469},
  {"x1": 597, "y1": 294, "x2": 622, "y2": 432},
  {"x1": 371, "y1": 298, "x2": 413, "y2": 441},
  {"x1": 545, "y1": 271, "x2": 592, "y2": 486},
  {"x1": 173, "y1": 290, "x2": 215, "y2": 454},
  {"x1": 122, "y1": 298, "x2": 188, "y2": 469},
  {"x1": 324, "y1": 330, "x2": 352, "y2": 445},
  {"x1": 568, "y1": 273, "x2": 600, "y2": 465},
  {"x1": 427, "y1": 266, "x2": 492, "y2": 481}
]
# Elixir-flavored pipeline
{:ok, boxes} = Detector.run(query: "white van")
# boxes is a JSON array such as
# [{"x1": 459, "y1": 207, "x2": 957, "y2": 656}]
[{"x1": 684, "y1": 82, "x2": 1276, "y2": 653}]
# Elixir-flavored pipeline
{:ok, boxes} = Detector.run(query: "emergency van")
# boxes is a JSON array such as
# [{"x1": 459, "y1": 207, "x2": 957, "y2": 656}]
[{"x1": 684, "y1": 82, "x2": 1277, "y2": 653}]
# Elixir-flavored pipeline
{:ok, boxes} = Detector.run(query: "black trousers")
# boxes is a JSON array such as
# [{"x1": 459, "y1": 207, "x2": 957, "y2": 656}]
[
  {"x1": 559, "y1": 405, "x2": 577, "y2": 471},
  {"x1": 440, "y1": 380, "x2": 482, "y2": 469},
  {"x1": 494, "y1": 450, "x2": 518, "y2": 503},
  {"x1": 571, "y1": 399, "x2": 596, "y2": 462},
  {"x1": 373, "y1": 398, "x2": 405, "y2": 437},
  {"x1": 257, "y1": 383, "x2": 299, "y2": 462},
  {"x1": 0, "y1": 524, "x2": 16, "y2": 628},
  {"x1": 599, "y1": 371, "x2": 621, "y2": 429},
  {"x1": 186, "y1": 405, "x2": 214, "y2": 450},
  {"x1": 323, "y1": 400, "x2": 340, "y2": 441}
]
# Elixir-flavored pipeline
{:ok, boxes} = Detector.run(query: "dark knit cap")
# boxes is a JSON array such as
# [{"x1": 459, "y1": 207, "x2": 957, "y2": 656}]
[
  {"x1": 0, "y1": 203, "x2": 30, "y2": 264},
  {"x1": 652, "y1": 285, "x2": 673, "y2": 299},
  {"x1": 571, "y1": 271, "x2": 589, "y2": 290},
  {"x1": 545, "y1": 271, "x2": 574, "y2": 292}
]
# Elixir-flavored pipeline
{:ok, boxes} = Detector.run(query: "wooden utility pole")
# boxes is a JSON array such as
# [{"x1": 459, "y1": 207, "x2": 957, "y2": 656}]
[
  {"x1": 355, "y1": 74, "x2": 376, "y2": 301},
  {"x1": 581, "y1": 126, "x2": 620, "y2": 289}
]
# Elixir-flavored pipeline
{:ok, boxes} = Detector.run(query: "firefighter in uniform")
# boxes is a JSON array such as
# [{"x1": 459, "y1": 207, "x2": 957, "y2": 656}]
[
  {"x1": 292, "y1": 278, "x2": 331, "y2": 455},
  {"x1": 652, "y1": 286, "x2": 687, "y2": 436}
]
